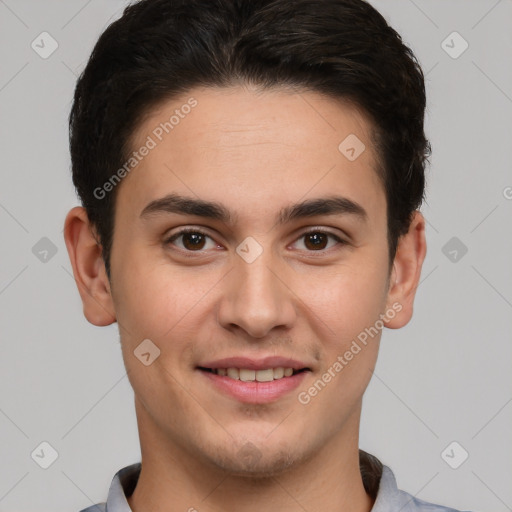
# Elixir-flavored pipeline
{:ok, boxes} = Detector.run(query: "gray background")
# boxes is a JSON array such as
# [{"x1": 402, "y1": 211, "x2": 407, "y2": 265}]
[{"x1": 1, "y1": 1, "x2": 511, "y2": 511}]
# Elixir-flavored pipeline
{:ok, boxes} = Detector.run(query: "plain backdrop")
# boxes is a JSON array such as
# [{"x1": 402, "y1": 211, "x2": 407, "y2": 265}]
[{"x1": 0, "y1": 1, "x2": 511, "y2": 511}]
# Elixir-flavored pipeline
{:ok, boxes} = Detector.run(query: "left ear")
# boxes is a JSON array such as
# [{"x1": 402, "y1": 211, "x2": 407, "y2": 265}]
[{"x1": 384, "y1": 210, "x2": 427, "y2": 329}]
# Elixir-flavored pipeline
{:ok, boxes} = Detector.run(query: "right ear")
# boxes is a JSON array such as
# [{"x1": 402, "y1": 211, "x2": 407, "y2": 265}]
[{"x1": 63, "y1": 206, "x2": 116, "y2": 326}]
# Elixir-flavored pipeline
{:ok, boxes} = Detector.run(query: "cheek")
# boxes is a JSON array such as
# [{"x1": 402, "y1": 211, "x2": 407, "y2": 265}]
[
  {"x1": 295, "y1": 258, "x2": 388, "y2": 344},
  {"x1": 295, "y1": 264, "x2": 385, "y2": 418},
  {"x1": 111, "y1": 249, "x2": 220, "y2": 349}
]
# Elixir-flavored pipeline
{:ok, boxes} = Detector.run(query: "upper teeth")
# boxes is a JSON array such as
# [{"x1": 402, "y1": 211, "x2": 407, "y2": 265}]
[{"x1": 214, "y1": 367, "x2": 295, "y2": 382}]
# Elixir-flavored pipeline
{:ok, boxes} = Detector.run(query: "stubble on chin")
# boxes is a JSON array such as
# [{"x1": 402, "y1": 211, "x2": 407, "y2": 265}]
[{"x1": 204, "y1": 440, "x2": 309, "y2": 479}]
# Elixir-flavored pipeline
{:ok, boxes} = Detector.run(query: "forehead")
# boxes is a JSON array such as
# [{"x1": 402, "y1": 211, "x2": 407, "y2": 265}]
[{"x1": 117, "y1": 85, "x2": 385, "y2": 227}]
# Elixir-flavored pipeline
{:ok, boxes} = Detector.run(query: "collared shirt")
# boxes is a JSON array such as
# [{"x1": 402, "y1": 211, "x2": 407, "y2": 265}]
[{"x1": 79, "y1": 452, "x2": 470, "y2": 512}]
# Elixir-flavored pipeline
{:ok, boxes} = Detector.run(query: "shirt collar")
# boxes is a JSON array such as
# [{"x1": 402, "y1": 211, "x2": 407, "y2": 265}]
[
  {"x1": 105, "y1": 462, "x2": 140, "y2": 512},
  {"x1": 101, "y1": 453, "x2": 411, "y2": 512}
]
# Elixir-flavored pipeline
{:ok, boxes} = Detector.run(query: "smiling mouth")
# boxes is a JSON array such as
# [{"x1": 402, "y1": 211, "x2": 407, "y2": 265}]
[{"x1": 198, "y1": 367, "x2": 310, "y2": 382}]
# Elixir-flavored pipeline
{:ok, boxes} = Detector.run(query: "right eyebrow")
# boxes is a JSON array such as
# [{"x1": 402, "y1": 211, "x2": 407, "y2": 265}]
[{"x1": 140, "y1": 193, "x2": 236, "y2": 224}]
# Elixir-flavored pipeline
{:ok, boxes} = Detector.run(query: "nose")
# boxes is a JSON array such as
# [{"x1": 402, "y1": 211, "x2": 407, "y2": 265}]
[{"x1": 217, "y1": 251, "x2": 297, "y2": 339}]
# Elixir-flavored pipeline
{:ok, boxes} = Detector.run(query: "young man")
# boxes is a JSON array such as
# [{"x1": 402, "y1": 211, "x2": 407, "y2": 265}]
[{"x1": 63, "y1": 0, "x2": 472, "y2": 510}]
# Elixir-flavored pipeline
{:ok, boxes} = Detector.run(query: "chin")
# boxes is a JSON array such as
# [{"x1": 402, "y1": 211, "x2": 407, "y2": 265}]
[{"x1": 205, "y1": 441, "x2": 306, "y2": 478}]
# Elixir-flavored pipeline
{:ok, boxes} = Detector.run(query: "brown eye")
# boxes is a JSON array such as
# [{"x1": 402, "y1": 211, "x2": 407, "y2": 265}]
[
  {"x1": 292, "y1": 230, "x2": 346, "y2": 252},
  {"x1": 182, "y1": 232, "x2": 206, "y2": 250},
  {"x1": 165, "y1": 230, "x2": 217, "y2": 252},
  {"x1": 303, "y1": 232, "x2": 329, "y2": 250}
]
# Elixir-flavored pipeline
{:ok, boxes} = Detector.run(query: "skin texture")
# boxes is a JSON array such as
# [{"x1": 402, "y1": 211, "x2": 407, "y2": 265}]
[{"x1": 64, "y1": 84, "x2": 426, "y2": 512}]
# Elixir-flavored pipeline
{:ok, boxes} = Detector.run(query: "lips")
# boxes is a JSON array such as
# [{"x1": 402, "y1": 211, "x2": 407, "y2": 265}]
[
  {"x1": 198, "y1": 356, "x2": 311, "y2": 372},
  {"x1": 196, "y1": 356, "x2": 312, "y2": 403},
  {"x1": 197, "y1": 356, "x2": 311, "y2": 382}
]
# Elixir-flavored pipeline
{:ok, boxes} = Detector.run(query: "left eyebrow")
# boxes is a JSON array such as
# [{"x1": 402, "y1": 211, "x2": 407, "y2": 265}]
[
  {"x1": 277, "y1": 196, "x2": 368, "y2": 225},
  {"x1": 139, "y1": 193, "x2": 368, "y2": 225}
]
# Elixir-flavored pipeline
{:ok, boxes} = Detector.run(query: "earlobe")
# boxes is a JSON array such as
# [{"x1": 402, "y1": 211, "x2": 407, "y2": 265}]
[
  {"x1": 63, "y1": 206, "x2": 116, "y2": 326},
  {"x1": 384, "y1": 210, "x2": 427, "y2": 329}
]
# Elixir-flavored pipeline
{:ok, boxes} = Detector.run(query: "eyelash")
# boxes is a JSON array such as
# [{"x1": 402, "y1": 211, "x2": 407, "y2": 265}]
[{"x1": 164, "y1": 227, "x2": 347, "y2": 255}]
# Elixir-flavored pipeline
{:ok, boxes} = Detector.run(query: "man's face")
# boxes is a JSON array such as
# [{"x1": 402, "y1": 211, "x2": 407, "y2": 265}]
[{"x1": 108, "y1": 85, "x2": 396, "y2": 474}]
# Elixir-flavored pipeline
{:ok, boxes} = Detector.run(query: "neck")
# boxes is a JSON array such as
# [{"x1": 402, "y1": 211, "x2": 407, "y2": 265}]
[{"x1": 128, "y1": 398, "x2": 375, "y2": 512}]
